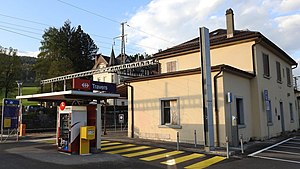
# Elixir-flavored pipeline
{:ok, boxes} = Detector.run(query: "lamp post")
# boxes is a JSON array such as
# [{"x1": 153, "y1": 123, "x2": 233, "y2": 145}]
[
  {"x1": 16, "y1": 81, "x2": 23, "y2": 138},
  {"x1": 16, "y1": 81, "x2": 23, "y2": 96}
]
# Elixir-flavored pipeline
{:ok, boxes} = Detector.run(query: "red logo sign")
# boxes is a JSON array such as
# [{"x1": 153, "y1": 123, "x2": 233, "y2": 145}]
[
  {"x1": 60, "y1": 102, "x2": 66, "y2": 111},
  {"x1": 73, "y1": 78, "x2": 91, "y2": 91}
]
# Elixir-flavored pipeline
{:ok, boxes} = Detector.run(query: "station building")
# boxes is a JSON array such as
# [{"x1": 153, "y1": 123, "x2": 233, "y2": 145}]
[{"x1": 125, "y1": 9, "x2": 299, "y2": 147}]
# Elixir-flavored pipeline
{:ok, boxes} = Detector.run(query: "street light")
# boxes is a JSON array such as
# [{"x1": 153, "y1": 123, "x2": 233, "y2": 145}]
[
  {"x1": 16, "y1": 80, "x2": 23, "y2": 139},
  {"x1": 16, "y1": 80, "x2": 23, "y2": 96}
]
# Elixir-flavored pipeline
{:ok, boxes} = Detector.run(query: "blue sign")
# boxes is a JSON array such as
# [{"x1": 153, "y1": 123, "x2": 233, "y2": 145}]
[
  {"x1": 263, "y1": 90, "x2": 268, "y2": 101},
  {"x1": 91, "y1": 81, "x2": 116, "y2": 93},
  {"x1": 2, "y1": 99, "x2": 20, "y2": 129}
]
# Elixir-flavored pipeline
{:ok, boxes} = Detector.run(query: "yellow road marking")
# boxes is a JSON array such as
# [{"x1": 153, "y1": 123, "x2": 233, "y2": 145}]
[
  {"x1": 123, "y1": 148, "x2": 166, "y2": 157},
  {"x1": 101, "y1": 140, "x2": 110, "y2": 143},
  {"x1": 101, "y1": 144, "x2": 135, "y2": 151},
  {"x1": 161, "y1": 153, "x2": 204, "y2": 165},
  {"x1": 101, "y1": 142, "x2": 123, "y2": 147},
  {"x1": 140, "y1": 151, "x2": 184, "y2": 161},
  {"x1": 107, "y1": 146, "x2": 150, "y2": 154},
  {"x1": 185, "y1": 156, "x2": 226, "y2": 169}
]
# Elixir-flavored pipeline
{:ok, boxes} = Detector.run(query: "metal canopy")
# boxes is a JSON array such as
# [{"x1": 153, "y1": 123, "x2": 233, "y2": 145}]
[{"x1": 16, "y1": 90, "x2": 120, "y2": 102}]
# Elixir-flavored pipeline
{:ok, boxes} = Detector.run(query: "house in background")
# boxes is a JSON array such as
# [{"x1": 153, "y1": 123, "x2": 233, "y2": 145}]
[
  {"x1": 125, "y1": 9, "x2": 299, "y2": 147},
  {"x1": 92, "y1": 48, "x2": 159, "y2": 128}
]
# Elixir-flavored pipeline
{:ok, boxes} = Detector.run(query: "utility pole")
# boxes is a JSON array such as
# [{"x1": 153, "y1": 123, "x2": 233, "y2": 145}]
[{"x1": 121, "y1": 22, "x2": 127, "y2": 64}]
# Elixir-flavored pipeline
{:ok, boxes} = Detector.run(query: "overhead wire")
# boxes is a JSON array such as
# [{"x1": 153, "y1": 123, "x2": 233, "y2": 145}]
[
  {"x1": 56, "y1": 0, "x2": 175, "y2": 46},
  {"x1": 0, "y1": 27, "x2": 42, "y2": 41},
  {"x1": 0, "y1": 24, "x2": 43, "y2": 36},
  {"x1": 0, "y1": 13, "x2": 51, "y2": 27},
  {"x1": 57, "y1": 0, "x2": 120, "y2": 24}
]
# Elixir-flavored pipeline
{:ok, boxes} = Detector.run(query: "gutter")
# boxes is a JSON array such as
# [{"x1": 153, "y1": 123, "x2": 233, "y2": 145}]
[{"x1": 213, "y1": 67, "x2": 224, "y2": 147}]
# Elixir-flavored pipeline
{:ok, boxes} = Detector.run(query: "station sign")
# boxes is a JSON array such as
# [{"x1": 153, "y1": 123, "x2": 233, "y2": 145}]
[{"x1": 72, "y1": 78, "x2": 116, "y2": 93}]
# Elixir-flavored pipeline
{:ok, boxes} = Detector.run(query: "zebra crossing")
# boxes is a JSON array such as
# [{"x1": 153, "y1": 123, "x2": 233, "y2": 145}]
[{"x1": 101, "y1": 140, "x2": 226, "y2": 169}]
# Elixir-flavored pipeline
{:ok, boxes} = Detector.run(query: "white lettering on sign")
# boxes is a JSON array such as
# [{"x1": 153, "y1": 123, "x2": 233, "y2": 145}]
[{"x1": 92, "y1": 84, "x2": 108, "y2": 91}]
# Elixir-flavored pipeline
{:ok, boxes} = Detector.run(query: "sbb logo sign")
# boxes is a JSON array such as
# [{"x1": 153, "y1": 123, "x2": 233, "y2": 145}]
[
  {"x1": 73, "y1": 78, "x2": 91, "y2": 91},
  {"x1": 81, "y1": 82, "x2": 90, "y2": 89}
]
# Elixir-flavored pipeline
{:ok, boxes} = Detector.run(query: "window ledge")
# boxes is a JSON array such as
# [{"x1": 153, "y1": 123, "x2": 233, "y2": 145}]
[
  {"x1": 267, "y1": 122, "x2": 273, "y2": 126},
  {"x1": 263, "y1": 75, "x2": 271, "y2": 79},
  {"x1": 158, "y1": 125, "x2": 182, "y2": 129},
  {"x1": 238, "y1": 124, "x2": 246, "y2": 129},
  {"x1": 277, "y1": 80, "x2": 282, "y2": 84},
  {"x1": 291, "y1": 120, "x2": 294, "y2": 123}
]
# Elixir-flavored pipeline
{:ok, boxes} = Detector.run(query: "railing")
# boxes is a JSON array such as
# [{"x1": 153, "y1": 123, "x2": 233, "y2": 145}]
[{"x1": 40, "y1": 59, "x2": 158, "y2": 85}]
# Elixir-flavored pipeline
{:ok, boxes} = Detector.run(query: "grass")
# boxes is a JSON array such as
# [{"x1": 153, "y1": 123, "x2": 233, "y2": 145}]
[{"x1": 0, "y1": 86, "x2": 40, "y2": 106}]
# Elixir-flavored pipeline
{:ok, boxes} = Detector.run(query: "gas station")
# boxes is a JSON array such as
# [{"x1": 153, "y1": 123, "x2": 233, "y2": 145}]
[{"x1": 16, "y1": 78, "x2": 120, "y2": 155}]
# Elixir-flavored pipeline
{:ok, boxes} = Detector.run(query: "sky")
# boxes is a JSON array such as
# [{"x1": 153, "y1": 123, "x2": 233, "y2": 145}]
[{"x1": 0, "y1": 0, "x2": 300, "y2": 74}]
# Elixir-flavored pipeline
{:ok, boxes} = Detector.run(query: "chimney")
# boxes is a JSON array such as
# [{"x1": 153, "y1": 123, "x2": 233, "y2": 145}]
[{"x1": 226, "y1": 8, "x2": 234, "y2": 38}]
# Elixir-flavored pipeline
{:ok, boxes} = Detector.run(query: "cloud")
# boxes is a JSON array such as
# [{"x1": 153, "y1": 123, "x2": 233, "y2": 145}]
[
  {"x1": 127, "y1": 0, "x2": 300, "y2": 61},
  {"x1": 18, "y1": 50, "x2": 39, "y2": 57}
]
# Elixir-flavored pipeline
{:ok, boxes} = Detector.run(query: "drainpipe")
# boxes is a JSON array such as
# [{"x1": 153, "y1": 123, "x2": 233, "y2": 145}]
[
  {"x1": 124, "y1": 82, "x2": 134, "y2": 138},
  {"x1": 251, "y1": 38, "x2": 262, "y2": 76},
  {"x1": 213, "y1": 66, "x2": 224, "y2": 147}
]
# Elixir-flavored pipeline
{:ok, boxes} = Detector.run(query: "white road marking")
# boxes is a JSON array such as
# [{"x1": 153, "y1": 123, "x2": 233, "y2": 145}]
[
  {"x1": 284, "y1": 141, "x2": 300, "y2": 145},
  {"x1": 267, "y1": 149, "x2": 300, "y2": 156},
  {"x1": 278, "y1": 145, "x2": 300, "y2": 150},
  {"x1": 248, "y1": 137, "x2": 295, "y2": 157},
  {"x1": 251, "y1": 155, "x2": 300, "y2": 164}
]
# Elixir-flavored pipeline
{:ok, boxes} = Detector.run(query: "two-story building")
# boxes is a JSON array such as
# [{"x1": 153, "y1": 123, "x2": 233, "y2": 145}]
[{"x1": 125, "y1": 9, "x2": 299, "y2": 147}]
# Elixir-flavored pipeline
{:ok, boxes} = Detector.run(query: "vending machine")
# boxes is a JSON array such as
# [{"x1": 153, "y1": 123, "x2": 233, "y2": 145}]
[{"x1": 57, "y1": 106, "x2": 87, "y2": 154}]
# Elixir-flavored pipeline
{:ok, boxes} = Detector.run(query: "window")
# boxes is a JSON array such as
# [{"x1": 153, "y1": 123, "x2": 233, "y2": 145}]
[
  {"x1": 276, "y1": 61, "x2": 281, "y2": 82},
  {"x1": 166, "y1": 61, "x2": 177, "y2": 73},
  {"x1": 289, "y1": 103, "x2": 294, "y2": 122},
  {"x1": 161, "y1": 99, "x2": 179, "y2": 125},
  {"x1": 262, "y1": 53, "x2": 270, "y2": 77},
  {"x1": 236, "y1": 98, "x2": 245, "y2": 125},
  {"x1": 286, "y1": 67, "x2": 291, "y2": 86}
]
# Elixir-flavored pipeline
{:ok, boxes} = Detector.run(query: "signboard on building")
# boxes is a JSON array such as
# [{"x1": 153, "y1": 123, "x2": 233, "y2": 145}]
[
  {"x1": 73, "y1": 78, "x2": 91, "y2": 91},
  {"x1": 91, "y1": 81, "x2": 116, "y2": 93},
  {"x1": 72, "y1": 78, "x2": 116, "y2": 93},
  {"x1": 1, "y1": 99, "x2": 20, "y2": 129}
]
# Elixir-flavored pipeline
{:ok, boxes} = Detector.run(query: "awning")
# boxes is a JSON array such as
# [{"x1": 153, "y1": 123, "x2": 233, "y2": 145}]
[{"x1": 16, "y1": 90, "x2": 120, "y2": 102}]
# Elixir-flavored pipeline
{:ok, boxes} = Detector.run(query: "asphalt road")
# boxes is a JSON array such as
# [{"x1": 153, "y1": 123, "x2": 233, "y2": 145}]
[{"x1": 1, "y1": 134, "x2": 300, "y2": 169}]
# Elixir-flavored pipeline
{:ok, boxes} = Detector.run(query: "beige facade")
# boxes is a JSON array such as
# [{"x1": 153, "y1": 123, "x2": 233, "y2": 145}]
[{"x1": 126, "y1": 29, "x2": 299, "y2": 147}]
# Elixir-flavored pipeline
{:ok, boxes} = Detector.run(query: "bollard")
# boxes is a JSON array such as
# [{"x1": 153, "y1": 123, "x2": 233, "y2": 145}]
[
  {"x1": 226, "y1": 136, "x2": 229, "y2": 159},
  {"x1": 177, "y1": 132, "x2": 180, "y2": 151},
  {"x1": 240, "y1": 134, "x2": 244, "y2": 154},
  {"x1": 194, "y1": 130, "x2": 197, "y2": 148}
]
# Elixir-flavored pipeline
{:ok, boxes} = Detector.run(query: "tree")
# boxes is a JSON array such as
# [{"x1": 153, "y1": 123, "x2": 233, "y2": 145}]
[
  {"x1": 0, "y1": 48, "x2": 21, "y2": 98},
  {"x1": 36, "y1": 21, "x2": 98, "y2": 82}
]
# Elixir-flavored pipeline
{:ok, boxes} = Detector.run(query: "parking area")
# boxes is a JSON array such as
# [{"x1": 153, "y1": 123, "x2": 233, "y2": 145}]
[{"x1": 248, "y1": 136, "x2": 300, "y2": 164}]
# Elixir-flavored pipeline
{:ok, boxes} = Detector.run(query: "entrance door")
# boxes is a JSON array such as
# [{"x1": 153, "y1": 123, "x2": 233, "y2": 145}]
[
  {"x1": 231, "y1": 98, "x2": 243, "y2": 147},
  {"x1": 279, "y1": 102, "x2": 285, "y2": 132}
]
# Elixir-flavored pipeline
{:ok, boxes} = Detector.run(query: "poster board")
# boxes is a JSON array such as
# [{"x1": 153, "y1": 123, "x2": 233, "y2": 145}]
[{"x1": 1, "y1": 99, "x2": 20, "y2": 129}]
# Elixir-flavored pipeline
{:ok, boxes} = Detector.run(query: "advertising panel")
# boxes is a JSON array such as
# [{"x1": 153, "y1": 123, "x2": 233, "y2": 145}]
[{"x1": 1, "y1": 99, "x2": 20, "y2": 129}]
